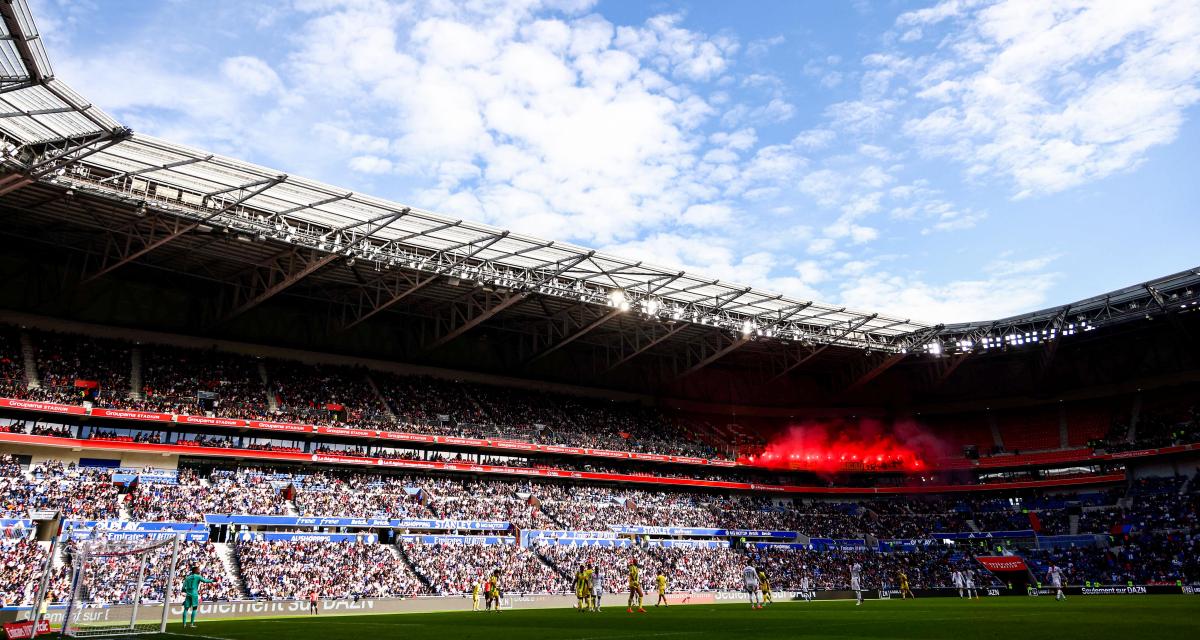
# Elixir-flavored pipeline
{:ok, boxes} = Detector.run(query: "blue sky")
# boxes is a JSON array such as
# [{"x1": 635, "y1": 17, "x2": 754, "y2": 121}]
[{"x1": 31, "y1": 0, "x2": 1200, "y2": 323}]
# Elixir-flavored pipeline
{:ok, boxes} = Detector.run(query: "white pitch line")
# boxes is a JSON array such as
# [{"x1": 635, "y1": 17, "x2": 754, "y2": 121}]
[{"x1": 162, "y1": 630, "x2": 239, "y2": 640}]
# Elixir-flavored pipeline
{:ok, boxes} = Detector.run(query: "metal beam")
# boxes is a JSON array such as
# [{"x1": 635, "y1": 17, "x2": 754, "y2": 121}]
[
  {"x1": 218, "y1": 209, "x2": 411, "y2": 324},
  {"x1": 0, "y1": 1, "x2": 48, "y2": 84},
  {"x1": 424, "y1": 292, "x2": 528, "y2": 351},
  {"x1": 604, "y1": 323, "x2": 688, "y2": 372},
  {"x1": 770, "y1": 314, "x2": 877, "y2": 381},
  {"x1": 526, "y1": 307, "x2": 622, "y2": 364},
  {"x1": 341, "y1": 272, "x2": 439, "y2": 331},
  {"x1": 81, "y1": 175, "x2": 283, "y2": 284},
  {"x1": 931, "y1": 353, "x2": 971, "y2": 390},
  {"x1": 839, "y1": 352, "x2": 908, "y2": 396},
  {"x1": 97, "y1": 155, "x2": 213, "y2": 184},
  {"x1": 679, "y1": 334, "x2": 751, "y2": 379},
  {"x1": 217, "y1": 248, "x2": 342, "y2": 325}
]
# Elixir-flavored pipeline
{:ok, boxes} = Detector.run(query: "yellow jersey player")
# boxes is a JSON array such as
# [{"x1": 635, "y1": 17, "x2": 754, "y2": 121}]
[
  {"x1": 574, "y1": 568, "x2": 585, "y2": 611},
  {"x1": 899, "y1": 571, "x2": 914, "y2": 599},
  {"x1": 581, "y1": 566, "x2": 595, "y2": 612},
  {"x1": 487, "y1": 570, "x2": 501, "y2": 612},
  {"x1": 472, "y1": 580, "x2": 481, "y2": 611},
  {"x1": 627, "y1": 560, "x2": 645, "y2": 613},
  {"x1": 758, "y1": 569, "x2": 773, "y2": 605},
  {"x1": 655, "y1": 571, "x2": 669, "y2": 607}
]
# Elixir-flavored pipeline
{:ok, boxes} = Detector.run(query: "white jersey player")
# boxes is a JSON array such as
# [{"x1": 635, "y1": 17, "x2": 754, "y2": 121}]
[
  {"x1": 951, "y1": 569, "x2": 964, "y2": 598},
  {"x1": 1046, "y1": 565, "x2": 1065, "y2": 601},
  {"x1": 743, "y1": 565, "x2": 762, "y2": 609},
  {"x1": 800, "y1": 573, "x2": 813, "y2": 602},
  {"x1": 850, "y1": 562, "x2": 864, "y2": 606},
  {"x1": 964, "y1": 569, "x2": 977, "y2": 599},
  {"x1": 592, "y1": 569, "x2": 603, "y2": 611}
]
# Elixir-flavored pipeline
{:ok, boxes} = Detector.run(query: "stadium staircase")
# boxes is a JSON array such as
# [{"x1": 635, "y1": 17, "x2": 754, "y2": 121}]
[
  {"x1": 19, "y1": 331, "x2": 38, "y2": 389},
  {"x1": 213, "y1": 542, "x2": 249, "y2": 599},
  {"x1": 393, "y1": 543, "x2": 434, "y2": 590},
  {"x1": 365, "y1": 374, "x2": 396, "y2": 419},
  {"x1": 966, "y1": 519, "x2": 981, "y2": 533},
  {"x1": 532, "y1": 548, "x2": 572, "y2": 582},
  {"x1": 1126, "y1": 394, "x2": 1142, "y2": 444},
  {"x1": 129, "y1": 347, "x2": 143, "y2": 401},
  {"x1": 259, "y1": 362, "x2": 278, "y2": 413},
  {"x1": 1058, "y1": 405, "x2": 1070, "y2": 449},
  {"x1": 1069, "y1": 514, "x2": 1080, "y2": 535},
  {"x1": 987, "y1": 413, "x2": 1005, "y2": 452}
]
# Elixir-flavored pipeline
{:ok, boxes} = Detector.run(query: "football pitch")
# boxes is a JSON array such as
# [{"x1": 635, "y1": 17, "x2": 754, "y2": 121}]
[{"x1": 155, "y1": 596, "x2": 1200, "y2": 640}]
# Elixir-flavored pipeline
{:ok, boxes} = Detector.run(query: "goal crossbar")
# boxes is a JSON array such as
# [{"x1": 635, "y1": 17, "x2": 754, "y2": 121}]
[{"x1": 57, "y1": 533, "x2": 183, "y2": 638}]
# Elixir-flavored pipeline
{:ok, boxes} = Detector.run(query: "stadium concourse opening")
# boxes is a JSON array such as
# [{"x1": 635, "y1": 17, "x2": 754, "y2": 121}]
[{"x1": 0, "y1": 0, "x2": 1198, "y2": 639}]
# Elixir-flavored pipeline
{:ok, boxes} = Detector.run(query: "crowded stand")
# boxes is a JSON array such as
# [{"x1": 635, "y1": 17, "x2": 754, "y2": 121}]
[
  {"x1": 0, "y1": 326, "x2": 24, "y2": 398},
  {"x1": 236, "y1": 539, "x2": 425, "y2": 600},
  {"x1": 21, "y1": 331, "x2": 130, "y2": 408},
  {"x1": 0, "y1": 460, "x2": 120, "y2": 520},
  {"x1": 265, "y1": 360, "x2": 392, "y2": 428},
  {"x1": 139, "y1": 344, "x2": 268, "y2": 418},
  {"x1": 4, "y1": 327, "x2": 1200, "y2": 471},
  {"x1": 127, "y1": 468, "x2": 286, "y2": 522},
  {"x1": 401, "y1": 540, "x2": 559, "y2": 595},
  {"x1": 422, "y1": 477, "x2": 556, "y2": 530},
  {"x1": 293, "y1": 472, "x2": 430, "y2": 519},
  {"x1": 0, "y1": 538, "x2": 50, "y2": 608}
]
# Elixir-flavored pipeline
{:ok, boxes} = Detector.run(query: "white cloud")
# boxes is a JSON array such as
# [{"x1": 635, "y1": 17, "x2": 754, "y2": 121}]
[
  {"x1": 220, "y1": 56, "x2": 283, "y2": 95},
  {"x1": 899, "y1": 0, "x2": 1200, "y2": 197},
  {"x1": 837, "y1": 269, "x2": 1058, "y2": 324}
]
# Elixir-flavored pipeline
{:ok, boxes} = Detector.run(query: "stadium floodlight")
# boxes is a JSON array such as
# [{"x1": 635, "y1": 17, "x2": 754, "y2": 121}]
[{"x1": 741, "y1": 320, "x2": 754, "y2": 335}]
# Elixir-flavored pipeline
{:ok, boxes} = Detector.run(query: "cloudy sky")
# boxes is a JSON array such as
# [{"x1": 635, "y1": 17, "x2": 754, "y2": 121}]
[{"x1": 32, "y1": 0, "x2": 1200, "y2": 323}]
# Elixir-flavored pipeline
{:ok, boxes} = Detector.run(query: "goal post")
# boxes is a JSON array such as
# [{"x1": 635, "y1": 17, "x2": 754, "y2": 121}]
[{"x1": 58, "y1": 532, "x2": 183, "y2": 638}]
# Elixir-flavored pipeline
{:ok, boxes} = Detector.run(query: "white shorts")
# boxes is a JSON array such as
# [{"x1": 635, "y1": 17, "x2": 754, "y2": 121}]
[
  {"x1": 850, "y1": 578, "x2": 861, "y2": 591},
  {"x1": 965, "y1": 579, "x2": 975, "y2": 589},
  {"x1": 1051, "y1": 580, "x2": 1062, "y2": 588},
  {"x1": 744, "y1": 581, "x2": 759, "y2": 593}
]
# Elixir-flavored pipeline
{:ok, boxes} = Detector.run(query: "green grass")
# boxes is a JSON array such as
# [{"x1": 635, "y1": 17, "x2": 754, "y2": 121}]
[{"x1": 156, "y1": 596, "x2": 1200, "y2": 640}]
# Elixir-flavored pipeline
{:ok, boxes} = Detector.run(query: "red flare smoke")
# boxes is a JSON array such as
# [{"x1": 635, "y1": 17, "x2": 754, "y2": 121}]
[{"x1": 739, "y1": 417, "x2": 947, "y2": 473}]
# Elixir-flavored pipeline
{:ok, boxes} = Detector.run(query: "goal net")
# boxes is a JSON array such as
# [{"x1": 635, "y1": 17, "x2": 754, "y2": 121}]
[{"x1": 59, "y1": 531, "x2": 182, "y2": 638}]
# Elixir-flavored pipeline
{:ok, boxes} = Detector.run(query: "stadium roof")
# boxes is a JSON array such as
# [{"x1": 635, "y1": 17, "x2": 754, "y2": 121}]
[
  {"x1": 0, "y1": 0, "x2": 931, "y2": 357},
  {"x1": 0, "y1": 0, "x2": 1197, "y2": 386}
]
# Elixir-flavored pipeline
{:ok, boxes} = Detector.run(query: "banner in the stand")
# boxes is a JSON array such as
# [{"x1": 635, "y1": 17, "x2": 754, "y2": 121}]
[
  {"x1": 655, "y1": 539, "x2": 728, "y2": 549},
  {"x1": 976, "y1": 556, "x2": 1030, "y2": 572},
  {"x1": 176, "y1": 414, "x2": 247, "y2": 427},
  {"x1": 932, "y1": 530, "x2": 1036, "y2": 540},
  {"x1": 91, "y1": 408, "x2": 172, "y2": 422},
  {"x1": 397, "y1": 534, "x2": 514, "y2": 545},
  {"x1": 535, "y1": 537, "x2": 633, "y2": 548},
  {"x1": 380, "y1": 432, "x2": 437, "y2": 444},
  {"x1": 205, "y1": 515, "x2": 511, "y2": 530},
  {"x1": 317, "y1": 426, "x2": 377, "y2": 438},
  {"x1": 63, "y1": 520, "x2": 205, "y2": 532},
  {"x1": 249, "y1": 420, "x2": 312, "y2": 434},
  {"x1": 64, "y1": 529, "x2": 209, "y2": 542},
  {"x1": 809, "y1": 538, "x2": 868, "y2": 551},
  {"x1": 527, "y1": 530, "x2": 619, "y2": 540},
  {"x1": 237, "y1": 531, "x2": 377, "y2": 543},
  {"x1": 609, "y1": 525, "x2": 726, "y2": 536},
  {"x1": 725, "y1": 529, "x2": 799, "y2": 539},
  {"x1": 0, "y1": 398, "x2": 87, "y2": 415},
  {"x1": 752, "y1": 542, "x2": 811, "y2": 550}
]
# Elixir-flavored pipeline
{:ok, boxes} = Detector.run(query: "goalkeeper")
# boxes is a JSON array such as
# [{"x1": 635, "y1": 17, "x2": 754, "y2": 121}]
[{"x1": 181, "y1": 565, "x2": 216, "y2": 628}]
